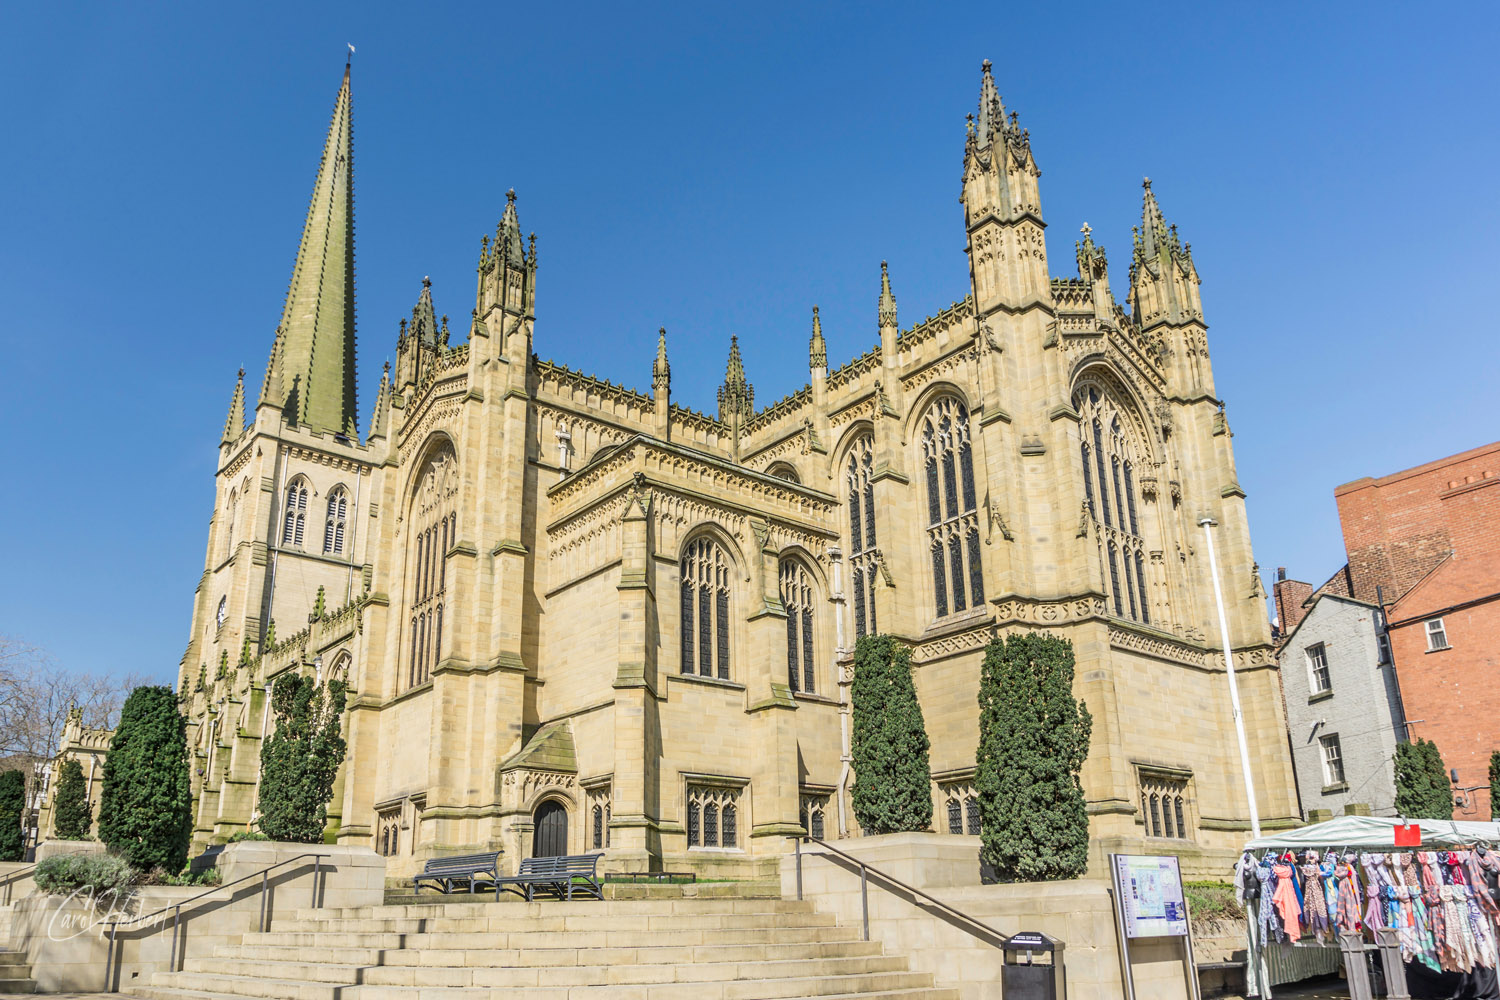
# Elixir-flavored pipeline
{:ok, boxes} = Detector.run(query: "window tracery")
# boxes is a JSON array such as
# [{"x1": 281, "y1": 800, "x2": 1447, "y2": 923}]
[
  {"x1": 845, "y1": 435, "x2": 879, "y2": 639},
  {"x1": 406, "y1": 446, "x2": 458, "y2": 689},
  {"x1": 1077, "y1": 386, "x2": 1151, "y2": 624},
  {"x1": 281, "y1": 478, "x2": 309, "y2": 547},
  {"x1": 779, "y1": 559, "x2": 817, "y2": 694},
  {"x1": 323, "y1": 487, "x2": 349, "y2": 554},
  {"x1": 920, "y1": 398, "x2": 982, "y2": 619},
  {"x1": 686, "y1": 783, "x2": 741, "y2": 849},
  {"x1": 680, "y1": 537, "x2": 732, "y2": 680}
]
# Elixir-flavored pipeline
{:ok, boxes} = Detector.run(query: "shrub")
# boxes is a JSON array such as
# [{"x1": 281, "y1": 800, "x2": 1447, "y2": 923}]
[
  {"x1": 52, "y1": 757, "x2": 93, "y2": 840},
  {"x1": 227, "y1": 830, "x2": 269, "y2": 843},
  {"x1": 975, "y1": 632, "x2": 1093, "y2": 882},
  {"x1": 257, "y1": 673, "x2": 348, "y2": 843},
  {"x1": 1490, "y1": 751, "x2": 1500, "y2": 822},
  {"x1": 850, "y1": 635, "x2": 932, "y2": 835},
  {"x1": 34, "y1": 852, "x2": 137, "y2": 897},
  {"x1": 1394, "y1": 738, "x2": 1453, "y2": 820},
  {"x1": 97, "y1": 686, "x2": 194, "y2": 872},
  {"x1": 139, "y1": 865, "x2": 222, "y2": 887},
  {"x1": 0, "y1": 770, "x2": 25, "y2": 862},
  {"x1": 1184, "y1": 880, "x2": 1241, "y2": 928}
]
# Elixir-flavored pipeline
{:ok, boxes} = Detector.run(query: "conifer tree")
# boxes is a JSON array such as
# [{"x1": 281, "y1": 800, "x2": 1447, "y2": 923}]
[
  {"x1": 52, "y1": 757, "x2": 92, "y2": 840},
  {"x1": 257, "y1": 672, "x2": 348, "y2": 843},
  {"x1": 1490, "y1": 751, "x2": 1500, "y2": 822},
  {"x1": 97, "y1": 686, "x2": 193, "y2": 872},
  {"x1": 1394, "y1": 738, "x2": 1453, "y2": 820},
  {"x1": 850, "y1": 635, "x2": 932, "y2": 835},
  {"x1": 976, "y1": 632, "x2": 1093, "y2": 882},
  {"x1": 0, "y1": 770, "x2": 25, "y2": 862}
]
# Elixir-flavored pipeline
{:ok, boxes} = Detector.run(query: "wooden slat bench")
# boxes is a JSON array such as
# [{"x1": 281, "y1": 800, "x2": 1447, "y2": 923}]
[
  {"x1": 498, "y1": 853, "x2": 604, "y2": 901},
  {"x1": 411, "y1": 851, "x2": 502, "y2": 897}
]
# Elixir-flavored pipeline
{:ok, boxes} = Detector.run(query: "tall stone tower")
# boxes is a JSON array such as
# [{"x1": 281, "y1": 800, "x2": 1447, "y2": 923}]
[{"x1": 180, "y1": 64, "x2": 377, "y2": 834}]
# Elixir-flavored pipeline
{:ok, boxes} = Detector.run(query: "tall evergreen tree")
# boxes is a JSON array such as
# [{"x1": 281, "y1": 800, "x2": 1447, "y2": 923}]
[
  {"x1": 98, "y1": 686, "x2": 194, "y2": 872},
  {"x1": 976, "y1": 632, "x2": 1093, "y2": 882},
  {"x1": 51, "y1": 757, "x2": 92, "y2": 840},
  {"x1": 257, "y1": 672, "x2": 348, "y2": 843},
  {"x1": 0, "y1": 770, "x2": 25, "y2": 862},
  {"x1": 850, "y1": 635, "x2": 932, "y2": 835},
  {"x1": 1490, "y1": 751, "x2": 1500, "y2": 822},
  {"x1": 1394, "y1": 738, "x2": 1453, "y2": 820}
]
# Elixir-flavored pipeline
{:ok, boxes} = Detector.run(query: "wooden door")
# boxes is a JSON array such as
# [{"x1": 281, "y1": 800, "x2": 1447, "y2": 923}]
[{"x1": 533, "y1": 800, "x2": 568, "y2": 857}]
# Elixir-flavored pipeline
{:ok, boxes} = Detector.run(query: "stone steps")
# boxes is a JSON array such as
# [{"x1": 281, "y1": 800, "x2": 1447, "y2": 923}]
[
  {"x1": 123, "y1": 895, "x2": 955, "y2": 1000},
  {"x1": 0, "y1": 947, "x2": 36, "y2": 993},
  {"x1": 227, "y1": 937, "x2": 887, "y2": 966}
]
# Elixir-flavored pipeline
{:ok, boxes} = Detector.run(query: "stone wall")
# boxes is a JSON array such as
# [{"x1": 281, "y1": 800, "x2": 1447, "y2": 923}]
[{"x1": 9, "y1": 841, "x2": 383, "y2": 993}]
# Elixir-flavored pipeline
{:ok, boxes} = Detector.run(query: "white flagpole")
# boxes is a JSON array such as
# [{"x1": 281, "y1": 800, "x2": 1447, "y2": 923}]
[{"x1": 1200, "y1": 516, "x2": 1261, "y2": 840}]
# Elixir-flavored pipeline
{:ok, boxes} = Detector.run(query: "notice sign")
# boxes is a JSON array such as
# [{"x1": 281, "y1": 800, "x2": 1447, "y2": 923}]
[{"x1": 1113, "y1": 854, "x2": 1189, "y2": 939}]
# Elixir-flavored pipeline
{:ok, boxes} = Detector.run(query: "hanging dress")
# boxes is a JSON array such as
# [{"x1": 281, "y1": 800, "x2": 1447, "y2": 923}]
[{"x1": 1272, "y1": 863, "x2": 1303, "y2": 942}]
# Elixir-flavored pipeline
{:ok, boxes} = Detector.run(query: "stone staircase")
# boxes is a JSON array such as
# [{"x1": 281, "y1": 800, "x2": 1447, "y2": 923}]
[
  {"x1": 0, "y1": 948, "x2": 37, "y2": 993},
  {"x1": 123, "y1": 895, "x2": 956, "y2": 999}
]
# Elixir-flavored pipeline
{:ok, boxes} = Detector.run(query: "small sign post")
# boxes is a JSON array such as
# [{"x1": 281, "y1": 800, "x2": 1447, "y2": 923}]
[{"x1": 1108, "y1": 854, "x2": 1201, "y2": 1000}]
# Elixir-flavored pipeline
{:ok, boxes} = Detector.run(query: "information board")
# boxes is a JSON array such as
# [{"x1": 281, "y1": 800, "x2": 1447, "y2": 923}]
[{"x1": 1112, "y1": 854, "x2": 1188, "y2": 939}]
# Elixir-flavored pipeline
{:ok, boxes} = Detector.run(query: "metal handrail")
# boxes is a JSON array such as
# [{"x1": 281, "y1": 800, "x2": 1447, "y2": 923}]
[
  {"x1": 101, "y1": 851, "x2": 328, "y2": 992},
  {"x1": 0, "y1": 864, "x2": 36, "y2": 905},
  {"x1": 793, "y1": 835, "x2": 1009, "y2": 947}
]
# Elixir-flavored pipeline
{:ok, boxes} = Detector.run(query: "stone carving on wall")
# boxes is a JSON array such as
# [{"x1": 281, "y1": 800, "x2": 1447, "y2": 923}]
[
  {"x1": 501, "y1": 768, "x2": 577, "y2": 806},
  {"x1": 991, "y1": 595, "x2": 1107, "y2": 626},
  {"x1": 901, "y1": 346, "x2": 978, "y2": 395}
]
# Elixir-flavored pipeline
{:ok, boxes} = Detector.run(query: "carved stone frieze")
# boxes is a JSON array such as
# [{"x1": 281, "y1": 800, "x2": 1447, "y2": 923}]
[{"x1": 992, "y1": 595, "x2": 1107, "y2": 625}]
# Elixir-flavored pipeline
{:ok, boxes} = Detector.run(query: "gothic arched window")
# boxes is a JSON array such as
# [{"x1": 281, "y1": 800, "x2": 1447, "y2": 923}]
[
  {"x1": 323, "y1": 487, "x2": 349, "y2": 555},
  {"x1": 680, "y1": 537, "x2": 732, "y2": 680},
  {"x1": 920, "y1": 398, "x2": 982, "y2": 619},
  {"x1": 779, "y1": 558, "x2": 816, "y2": 694},
  {"x1": 281, "y1": 478, "x2": 310, "y2": 547},
  {"x1": 845, "y1": 435, "x2": 878, "y2": 639},
  {"x1": 406, "y1": 445, "x2": 457, "y2": 689},
  {"x1": 1077, "y1": 385, "x2": 1150, "y2": 625}
]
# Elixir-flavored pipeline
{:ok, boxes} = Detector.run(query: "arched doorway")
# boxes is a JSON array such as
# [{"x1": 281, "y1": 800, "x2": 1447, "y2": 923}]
[{"x1": 533, "y1": 800, "x2": 568, "y2": 857}]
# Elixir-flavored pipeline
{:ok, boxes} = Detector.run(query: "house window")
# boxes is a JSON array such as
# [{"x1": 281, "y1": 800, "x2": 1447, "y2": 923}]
[
  {"x1": 939, "y1": 780, "x2": 981, "y2": 836},
  {"x1": 919, "y1": 398, "x2": 982, "y2": 619},
  {"x1": 780, "y1": 559, "x2": 817, "y2": 694},
  {"x1": 681, "y1": 538, "x2": 733, "y2": 679},
  {"x1": 845, "y1": 435, "x2": 879, "y2": 639},
  {"x1": 799, "y1": 792, "x2": 829, "y2": 840},
  {"x1": 1320, "y1": 734, "x2": 1345, "y2": 787},
  {"x1": 1138, "y1": 770, "x2": 1192, "y2": 840},
  {"x1": 686, "y1": 783, "x2": 742, "y2": 850},
  {"x1": 281, "y1": 477, "x2": 310, "y2": 547},
  {"x1": 1306, "y1": 642, "x2": 1331, "y2": 694},
  {"x1": 323, "y1": 487, "x2": 349, "y2": 554},
  {"x1": 1425, "y1": 618, "x2": 1449, "y2": 651},
  {"x1": 1076, "y1": 387, "x2": 1150, "y2": 625}
]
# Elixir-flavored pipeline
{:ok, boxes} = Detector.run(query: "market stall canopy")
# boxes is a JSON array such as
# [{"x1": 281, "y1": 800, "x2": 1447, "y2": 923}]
[{"x1": 1245, "y1": 815, "x2": 1500, "y2": 851}]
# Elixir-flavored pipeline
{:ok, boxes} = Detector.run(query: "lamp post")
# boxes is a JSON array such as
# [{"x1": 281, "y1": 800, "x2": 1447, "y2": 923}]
[{"x1": 1200, "y1": 516, "x2": 1261, "y2": 840}]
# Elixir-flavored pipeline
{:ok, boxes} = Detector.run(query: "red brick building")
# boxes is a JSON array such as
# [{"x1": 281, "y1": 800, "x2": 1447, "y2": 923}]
[{"x1": 1329, "y1": 441, "x2": 1500, "y2": 818}]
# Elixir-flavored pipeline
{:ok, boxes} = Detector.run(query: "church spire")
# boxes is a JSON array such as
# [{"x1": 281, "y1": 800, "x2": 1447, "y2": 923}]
[
  {"x1": 369, "y1": 361, "x2": 391, "y2": 442},
  {"x1": 222, "y1": 368, "x2": 246, "y2": 445},
  {"x1": 975, "y1": 58, "x2": 1005, "y2": 147},
  {"x1": 653, "y1": 326, "x2": 671, "y2": 388},
  {"x1": 263, "y1": 62, "x2": 358, "y2": 438}
]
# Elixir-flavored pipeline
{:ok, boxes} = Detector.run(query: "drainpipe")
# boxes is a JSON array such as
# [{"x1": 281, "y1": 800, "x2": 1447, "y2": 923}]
[{"x1": 829, "y1": 547, "x2": 851, "y2": 837}]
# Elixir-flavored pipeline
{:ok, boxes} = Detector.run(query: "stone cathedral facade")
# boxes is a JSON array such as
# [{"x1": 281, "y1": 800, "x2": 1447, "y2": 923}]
[{"x1": 178, "y1": 62, "x2": 1298, "y2": 878}]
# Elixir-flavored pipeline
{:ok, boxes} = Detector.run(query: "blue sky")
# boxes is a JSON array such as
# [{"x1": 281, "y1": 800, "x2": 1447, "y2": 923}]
[{"x1": 1, "y1": 2, "x2": 1496, "y2": 684}]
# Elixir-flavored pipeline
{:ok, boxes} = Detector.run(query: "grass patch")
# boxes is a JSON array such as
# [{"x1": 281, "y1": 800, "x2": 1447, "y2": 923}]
[{"x1": 1183, "y1": 880, "x2": 1241, "y2": 927}]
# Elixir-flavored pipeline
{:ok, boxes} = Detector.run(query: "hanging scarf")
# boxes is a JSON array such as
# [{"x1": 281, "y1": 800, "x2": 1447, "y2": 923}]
[
  {"x1": 1301, "y1": 860, "x2": 1331, "y2": 943},
  {"x1": 1255, "y1": 861, "x2": 1278, "y2": 944},
  {"x1": 1272, "y1": 863, "x2": 1304, "y2": 941},
  {"x1": 1362, "y1": 854, "x2": 1387, "y2": 930},
  {"x1": 1335, "y1": 859, "x2": 1363, "y2": 934},
  {"x1": 1321, "y1": 858, "x2": 1340, "y2": 931},
  {"x1": 1462, "y1": 851, "x2": 1500, "y2": 922},
  {"x1": 1419, "y1": 852, "x2": 1450, "y2": 970}
]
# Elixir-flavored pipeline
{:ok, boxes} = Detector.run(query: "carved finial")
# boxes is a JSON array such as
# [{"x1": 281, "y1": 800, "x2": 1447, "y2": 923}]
[
  {"x1": 506, "y1": 188, "x2": 517, "y2": 204},
  {"x1": 1143, "y1": 177, "x2": 1152, "y2": 190},
  {"x1": 1080, "y1": 222, "x2": 1092, "y2": 239},
  {"x1": 981, "y1": 59, "x2": 992, "y2": 74},
  {"x1": 422, "y1": 275, "x2": 431, "y2": 288}
]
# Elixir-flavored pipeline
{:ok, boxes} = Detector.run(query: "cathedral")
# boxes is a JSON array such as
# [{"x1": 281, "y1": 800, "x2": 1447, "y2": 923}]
[{"x1": 178, "y1": 60, "x2": 1298, "y2": 879}]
